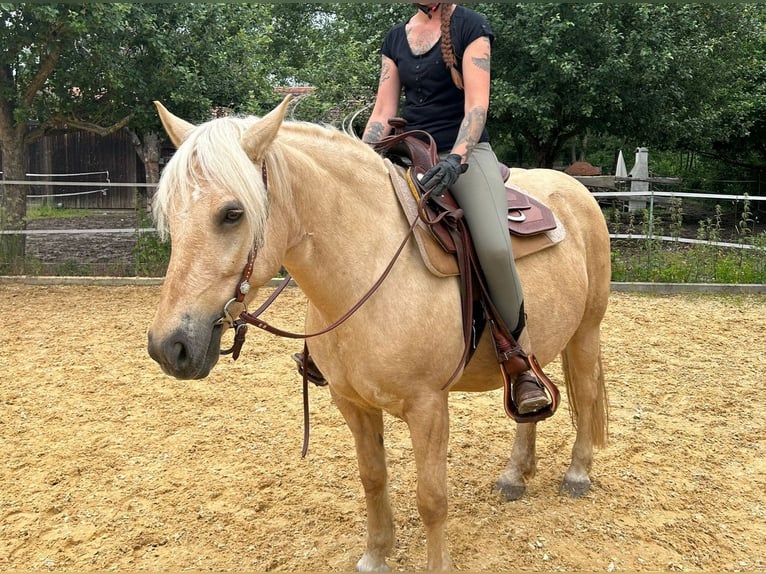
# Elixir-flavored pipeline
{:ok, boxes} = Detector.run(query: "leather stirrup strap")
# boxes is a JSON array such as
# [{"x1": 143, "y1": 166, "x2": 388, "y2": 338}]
[
  {"x1": 300, "y1": 340, "x2": 311, "y2": 458},
  {"x1": 469, "y1": 245, "x2": 560, "y2": 422},
  {"x1": 437, "y1": 212, "x2": 474, "y2": 390}
]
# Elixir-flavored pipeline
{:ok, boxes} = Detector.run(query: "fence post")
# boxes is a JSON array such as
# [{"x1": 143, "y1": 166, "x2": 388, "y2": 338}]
[{"x1": 629, "y1": 146, "x2": 649, "y2": 212}]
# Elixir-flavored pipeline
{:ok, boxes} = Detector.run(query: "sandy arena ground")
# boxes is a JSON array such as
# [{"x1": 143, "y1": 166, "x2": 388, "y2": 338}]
[{"x1": 1, "y1": 284, "x2": 764, "y2": 572}]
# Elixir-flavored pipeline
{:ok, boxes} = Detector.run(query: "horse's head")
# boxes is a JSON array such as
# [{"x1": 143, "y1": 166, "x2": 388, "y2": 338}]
[{"x1": 147, "y1": 97, "x2": 291, "y2": 379}]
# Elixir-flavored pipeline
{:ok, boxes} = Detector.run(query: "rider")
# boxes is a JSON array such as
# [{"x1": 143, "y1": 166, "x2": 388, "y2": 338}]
[
  {"x1": 296, "y1": 2, "x2": 550, "y2": 416},
  {"x1": 361, "y1": 2, "x2": 550, "y2": 415}
]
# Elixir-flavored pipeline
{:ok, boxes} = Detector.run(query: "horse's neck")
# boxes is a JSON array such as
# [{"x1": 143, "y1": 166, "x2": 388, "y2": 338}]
[{"x1": 277, "y1": 137, "x2": 410, "y2": 311}]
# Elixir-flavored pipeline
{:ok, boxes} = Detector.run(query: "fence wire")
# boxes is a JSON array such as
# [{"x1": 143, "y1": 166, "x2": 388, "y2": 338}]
[{"x1": 1, "y1": 181, "x2": 765, "y2": 281}]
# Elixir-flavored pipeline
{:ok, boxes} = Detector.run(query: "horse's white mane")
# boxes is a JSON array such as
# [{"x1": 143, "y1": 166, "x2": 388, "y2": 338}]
[
  {"x1": 153, "y1": 112, "x2": 380, "y2": 247},
  {"x1": 152, "y1": 115, "x2": 275, "y2": 248}
]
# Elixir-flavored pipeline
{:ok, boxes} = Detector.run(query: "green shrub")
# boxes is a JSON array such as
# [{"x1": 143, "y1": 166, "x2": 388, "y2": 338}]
[{"x1": 133, "y1": 209, "x2": 170, "y2": 277}]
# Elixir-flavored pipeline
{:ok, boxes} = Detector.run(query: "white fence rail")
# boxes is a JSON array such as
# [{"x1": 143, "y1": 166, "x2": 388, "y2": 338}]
[
  {"x1": 2, "y1": 184, "x2": 765, "y2": 250},
  {"x1": 593, "y1": 189, "x2": 765, "y2": 249}
]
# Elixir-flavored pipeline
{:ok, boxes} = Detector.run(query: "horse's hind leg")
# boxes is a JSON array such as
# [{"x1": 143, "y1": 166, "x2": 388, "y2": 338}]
[
  {"x1": 559, "y1": 324, "x2": 608, "y2": 497},
  {"x1": 332, "y1": 394, "x2": 394, "y2": 572},
  {"x1": 493, "y1": 323, "x2": 609, "y2": 500}
]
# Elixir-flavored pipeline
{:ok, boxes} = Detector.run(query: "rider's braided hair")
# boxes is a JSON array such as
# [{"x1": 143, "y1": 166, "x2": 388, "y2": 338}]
[{"x1": 439, "y1": 4, "x2": 463, "y2": 90}]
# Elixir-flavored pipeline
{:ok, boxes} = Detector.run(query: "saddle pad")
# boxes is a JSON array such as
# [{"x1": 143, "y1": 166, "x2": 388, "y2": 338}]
[{"x1": 386, "y1": 159, "x2": 565, "y2": 278}]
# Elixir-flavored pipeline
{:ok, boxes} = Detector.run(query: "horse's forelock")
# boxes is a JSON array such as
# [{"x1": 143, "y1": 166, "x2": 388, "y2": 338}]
[{"x1": 153, "y1": 115, "x2": 270, "y2": 248}]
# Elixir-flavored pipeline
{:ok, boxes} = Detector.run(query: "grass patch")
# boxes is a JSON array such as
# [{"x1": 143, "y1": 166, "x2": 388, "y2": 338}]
[
  {"x1": 133, "y1": 209, "x2": 170, "y2": 277},
  {"x1": 606, "y1": 197, "x2": 766, "y2": 283},
  {"x1": 26, "y1": 205, "x2": 94, "y2": 220}
]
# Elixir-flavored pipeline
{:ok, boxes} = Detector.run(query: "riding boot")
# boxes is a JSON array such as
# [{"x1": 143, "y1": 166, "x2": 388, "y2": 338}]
[
  {"x1": 511, "y1": 328, "x2": 551, "y2": 415},
  {"x1": 513, "y1": 371, "x2": 552, "y2": 415},
  {"x1": 292, "y1": 351, "x2": 328, "y2": 386}
]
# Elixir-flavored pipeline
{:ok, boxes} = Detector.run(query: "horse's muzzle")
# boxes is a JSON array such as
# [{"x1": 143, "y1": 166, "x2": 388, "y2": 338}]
[{"x1": 147, "y1": 322, "x2": 223, "y2": 380}]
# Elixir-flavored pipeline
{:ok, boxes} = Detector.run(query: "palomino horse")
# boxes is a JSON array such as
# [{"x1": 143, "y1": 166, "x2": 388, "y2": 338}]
[{"x1": 147, "y1": 97, "x2": 610, "y2": 571}]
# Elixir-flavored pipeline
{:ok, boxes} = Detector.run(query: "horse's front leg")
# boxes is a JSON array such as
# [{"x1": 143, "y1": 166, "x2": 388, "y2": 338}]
[
  {"x1": 493, "y1": 422, "x2": 537, "y2": 500},
  {"x1": 331, "y1": 392, "x2": 394, "y2": 572},
  {"x1": 405, "y1": 394, "x2": 452, "y2": 571}
]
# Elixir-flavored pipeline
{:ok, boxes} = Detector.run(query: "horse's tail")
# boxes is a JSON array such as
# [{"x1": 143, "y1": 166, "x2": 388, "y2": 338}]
[{"x1": 560, "y1": 347, "x2": 609, "y2": 448}]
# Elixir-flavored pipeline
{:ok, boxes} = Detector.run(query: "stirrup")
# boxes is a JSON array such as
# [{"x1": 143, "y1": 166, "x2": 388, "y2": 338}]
[
  {"x1": 292, "y1": 352, "x2": 328, "y2": 387},
  {"x1": 501, "y1": 356, "x2": 559, "y2": 423}
]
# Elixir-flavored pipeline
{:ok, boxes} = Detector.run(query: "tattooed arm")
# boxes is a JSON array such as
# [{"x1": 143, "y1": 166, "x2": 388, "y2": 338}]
[
  {"x1": 451, "y1": 36, "x2": 491, "y2": 162},
  {"x1": 362, "y1": 55, "x2": 401, "y2": 144}
]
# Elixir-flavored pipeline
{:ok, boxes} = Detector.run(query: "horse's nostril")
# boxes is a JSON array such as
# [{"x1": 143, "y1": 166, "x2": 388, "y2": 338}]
[
  {"x1": 147, "y1": 320, "x2": 220, "y2": 380},
  {"x1": 173, "y1": 340, "x2": 187, "y2": 364},
  {"x1": 147, "y1": 330, "x2": 190, "y2": 372}
]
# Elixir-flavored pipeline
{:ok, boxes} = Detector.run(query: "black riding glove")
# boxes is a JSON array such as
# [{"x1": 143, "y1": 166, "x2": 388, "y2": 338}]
[{"x1": 419, "y1": 154, "x2": 468, "y2": 197}]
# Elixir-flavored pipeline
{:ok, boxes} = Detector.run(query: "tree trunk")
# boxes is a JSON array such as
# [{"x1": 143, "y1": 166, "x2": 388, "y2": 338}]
[
  {"x1": 578, "y1": 132, "x2": 589, "y2": 162},
  {"x1": 130, "y1": 130, "x2": 161, "y2": 212},
  {"x1": 532, "y1": 146, "x2": 556, "y2": 169},
  {"x1": 142, "y1": 132, "x2": 161, "y2": 185},
  {"x1": 526, "y1": 133, "x2": 562, "y2": 169},
  {"x1": 0, "y1": 134, "x2": 28, "y2": 227},
  {"x1": 0, "y1": 135, "x2": 29, "y2": 267}
]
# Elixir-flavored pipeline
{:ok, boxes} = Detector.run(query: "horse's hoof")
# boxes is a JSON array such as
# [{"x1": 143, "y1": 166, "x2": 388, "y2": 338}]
[
  {"x1": 493, "y1": 480, "x2": 527, "y2": 501},
  {"x1": 560, "y1": 478, "x2": 590, "y2": 498},
  {"x1": 356, "y1": 554, "x2": 390, "y2": 572}
]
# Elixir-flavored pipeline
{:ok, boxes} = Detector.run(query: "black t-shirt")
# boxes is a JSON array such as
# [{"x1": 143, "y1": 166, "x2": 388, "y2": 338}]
[{"x1": 381, "y1": 6, "x2": 494, "y2": 151}]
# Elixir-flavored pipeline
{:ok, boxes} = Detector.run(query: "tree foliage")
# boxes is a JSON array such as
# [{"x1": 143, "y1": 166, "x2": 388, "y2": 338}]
[
  {"x1": 0, "y1": 2, "x2": 281, "y2": 235},
  {"x1": 264, "y1": 3, "x2": 408, "y2": 127},
  {"x1": 482, "y1": 3, "x2": 765, "y2": 167},
  {"x1": 2, "y1": 1, "x2": 764, "y2": 181},
  {"x1": 1, "y1": 3, "x2": 132, "y2": 235}
]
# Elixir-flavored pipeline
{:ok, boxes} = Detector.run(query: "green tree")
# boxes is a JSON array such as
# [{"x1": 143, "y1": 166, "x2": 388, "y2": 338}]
[
  {"x1": 0, "y1": 2, "x2": 278, "y2": 251},
  {"x1": 705, "y1": 4, "x2": 766, "y2": 171},
  {"x1": 107, "y1": 4, "x2": 277, "y2": 188},
  {"x1": 482, "y1": 3, "x2": 764, "y2": 168},
  {"x1": 263, "y1": 3, "x2": 408, "y2": 128},
  {"x1": 1, "y1": 3, "x2": 133, "y2": 242}
]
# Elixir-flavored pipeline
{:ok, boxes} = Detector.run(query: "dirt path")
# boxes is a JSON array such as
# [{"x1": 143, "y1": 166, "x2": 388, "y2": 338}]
[{"x1": 1, "y1": 285, "x2": 764, "y2": 571}]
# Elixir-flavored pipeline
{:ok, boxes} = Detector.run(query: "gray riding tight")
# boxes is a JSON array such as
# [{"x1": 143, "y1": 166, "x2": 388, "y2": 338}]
[{"x1": 447, "y1": 142, "x2": 524, "y2": 335}]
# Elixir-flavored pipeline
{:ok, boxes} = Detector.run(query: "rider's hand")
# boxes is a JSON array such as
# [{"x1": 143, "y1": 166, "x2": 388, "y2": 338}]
[{"x1": 419, "y1": 154, "x2": 468, "y2": 197}]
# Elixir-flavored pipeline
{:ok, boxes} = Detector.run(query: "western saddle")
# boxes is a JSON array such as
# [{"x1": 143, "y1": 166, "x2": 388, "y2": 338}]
[{"x1": 370, "y1": 119, "x2": 560, "y2": 423}]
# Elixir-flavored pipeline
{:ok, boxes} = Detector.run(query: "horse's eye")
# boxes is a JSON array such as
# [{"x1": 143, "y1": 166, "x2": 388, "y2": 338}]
[{"x1": 224, "y1": 209, "x2": 244, "y2": 224}]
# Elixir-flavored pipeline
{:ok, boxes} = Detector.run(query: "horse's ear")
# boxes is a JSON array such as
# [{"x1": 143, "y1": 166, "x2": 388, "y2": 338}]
[
  {"x1": 241, "y1": 95, "x2": 292, "y2": 160},
  {"x1": 154, "y1": 101, "x2": 195, "y2": 148}
]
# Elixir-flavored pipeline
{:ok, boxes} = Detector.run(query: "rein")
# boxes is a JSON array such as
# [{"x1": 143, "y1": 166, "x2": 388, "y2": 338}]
[
  {"x1": 219, "y1": 164, "x2": 444, "y2": 456},
  {"x1": 228, "y1": 193, "x2": 432, "y2": 341}
]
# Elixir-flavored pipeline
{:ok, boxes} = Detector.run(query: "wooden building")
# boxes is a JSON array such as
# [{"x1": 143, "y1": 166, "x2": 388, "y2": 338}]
[{"x1": 1, "y1": 129, "x2": 146, "y2": 210}]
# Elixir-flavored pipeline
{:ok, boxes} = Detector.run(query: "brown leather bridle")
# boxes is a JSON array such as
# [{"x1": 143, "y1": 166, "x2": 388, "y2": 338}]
[{"x1": 217, "y1": 207, "x2": 431, "y2": 357}]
